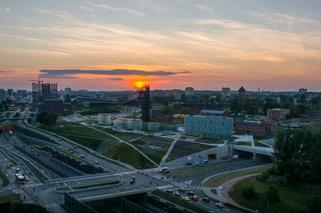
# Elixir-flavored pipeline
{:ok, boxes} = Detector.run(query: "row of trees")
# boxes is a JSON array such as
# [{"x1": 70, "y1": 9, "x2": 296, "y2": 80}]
[
  {"x1": 36, "y1": 112, "x2": 58, "y2": 125},
  {"x1": 274, "y1": 125, "x2": 321, "y2": 185}
]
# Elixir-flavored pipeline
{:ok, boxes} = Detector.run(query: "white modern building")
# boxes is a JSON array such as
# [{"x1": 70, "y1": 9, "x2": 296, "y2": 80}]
[
  {"x1": 147, "y1": 122, "x2": 161, "y2": 131},
  {"x1": 113, "y1": 118, "x2": 143, "y2": 130},
  {"x1": 184, "y1": 115, "x2": 233, "y2": 138},
  {"x1": 97, "y1": 113, "x2": 112, "y2": 126}
]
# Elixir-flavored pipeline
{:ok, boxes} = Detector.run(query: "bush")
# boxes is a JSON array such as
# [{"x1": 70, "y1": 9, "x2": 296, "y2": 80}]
[
  {"x1": 36, "y1": 112, "x2": 58, "y2": 125},
  {"x1": 241, "y1": 185, "x2": 256, "y2": 199},
  {"x1": 307, "y1": 194, "x2": 321, "y2": 213},
  {"x1": 265, "y1": 186, "x2": 280, "y2": 203}
]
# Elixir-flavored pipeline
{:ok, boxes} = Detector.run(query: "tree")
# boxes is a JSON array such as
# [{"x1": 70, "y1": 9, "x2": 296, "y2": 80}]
[
  {"x1": 265, "y1": 186, "x2": 280, "y2": 203},
  {"x1": 179, "y1": 106, "x2": 193, "y2": 115},
  {"x1": 161, "y1": 106, "x2": 175, "y2": 115},
  {"x1": 36, "y1": 112, "x2": 58, "y2": 125},
  {"x1": 307, "y1": 194, "x2": 321, "y2": 213},
  {"x1": 274, "y1": 126, "x2": 321, "y2": 185}
]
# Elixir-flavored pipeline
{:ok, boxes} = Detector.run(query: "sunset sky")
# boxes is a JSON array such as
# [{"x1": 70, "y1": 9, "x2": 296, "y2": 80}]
[{"x1": 1, "y1": 0, "x2": 321, "y2": 91}]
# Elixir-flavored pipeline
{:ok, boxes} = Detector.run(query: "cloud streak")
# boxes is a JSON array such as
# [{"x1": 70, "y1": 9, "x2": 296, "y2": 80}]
[{"x1": 39, "y1": 69, "x2": 191, "y2": 79}]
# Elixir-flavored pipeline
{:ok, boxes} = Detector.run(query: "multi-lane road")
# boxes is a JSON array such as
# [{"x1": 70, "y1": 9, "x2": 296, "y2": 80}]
[{"x1": 0, "y1": 109, "x2": 270, "y2": 213}]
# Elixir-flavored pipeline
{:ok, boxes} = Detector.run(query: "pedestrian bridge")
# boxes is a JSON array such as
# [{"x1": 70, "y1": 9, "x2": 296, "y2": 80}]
[{"x1": 233, "y1": 145, "x2": 274, "y2": 157}]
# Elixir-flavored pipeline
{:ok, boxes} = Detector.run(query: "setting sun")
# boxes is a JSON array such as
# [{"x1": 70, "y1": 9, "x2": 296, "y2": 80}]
[{"x1": 134, "y1": 81, "x2": 147, "y2": 89}]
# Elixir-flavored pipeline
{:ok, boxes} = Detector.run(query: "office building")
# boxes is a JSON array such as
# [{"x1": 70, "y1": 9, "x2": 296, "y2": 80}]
[
  {"x1": 113, "y1": 118, "x2": 142, "y2": 130},
  {"x1": 97, "y1": 114, "x2": 112, "y2": 126},
  {"x1": 238, "y1": 86, "x2": 246, "y2": 106},
  {"x1": 137, "y1": 85, "x2": 151, "y2": 122},
  {"x1": 32, "y1": 82, "x2": 58, "y2": 105},
  {"x1": 185, "y1": 87, "x2": 194, "y2": 96},
  {"x1": 267, "y1": 108, "x2": 290, "y2": 121},
  {"x1": 184, "y1": 115, "x2": 233, "y2": 138},
  {"x1": 0, "y1": 89, "x2": 6, "y2": 103},
  {"x1": 222, "y1": 87, "x2": 231, "y2": 98},
  {"x1": 299, "y1": 88, "x2": 308, "y2": 95},
  {"x1": 235, "y1": 120, "x2": 276, "y2": 137}
]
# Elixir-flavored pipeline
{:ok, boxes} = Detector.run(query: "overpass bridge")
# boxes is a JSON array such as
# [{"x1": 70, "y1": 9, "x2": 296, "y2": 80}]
[
  {"x1": 77, "y1": 185, "x2": 171, "y2": 202},
  {"x1": 232, "y1": 145, "x2": 274, "y2": 158}
]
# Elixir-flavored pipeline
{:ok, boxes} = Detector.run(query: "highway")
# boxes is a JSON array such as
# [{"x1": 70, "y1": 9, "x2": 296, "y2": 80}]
[{"x1": 0, "y1": 109, "x2": 271, "y2": 213}]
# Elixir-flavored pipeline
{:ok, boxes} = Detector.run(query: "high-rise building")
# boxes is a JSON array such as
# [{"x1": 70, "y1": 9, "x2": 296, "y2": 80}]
[
  {"x1": 238, "y1": 86, "x2": 246, "y2": 106},
  {"x1": 185, "y1": 87, "x2": 194, "y2": 96},
  {"x1": 222, "y1": 87, "x2": 231, "y2": 98},
  {"x1": 137, "y1": 85, "x2": 151, "y2": 122},
  {"x1": 299, "y1": 88, "x2": 308, "y2": 95},
  {"x1": 32, "y1": 82, "x2": 58, "y2": 105},
  {"x1": 0, "y1": 89, "x2": 6, "y2": 103}
]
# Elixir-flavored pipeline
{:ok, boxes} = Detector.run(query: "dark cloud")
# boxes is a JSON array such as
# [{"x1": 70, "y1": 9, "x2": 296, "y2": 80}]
[
  {"x1": 39, "y1": 69, "x2": 191, "y2": 78},
  {"x1": 108, "y1": 77, "x2": 123, "y2": 81}
]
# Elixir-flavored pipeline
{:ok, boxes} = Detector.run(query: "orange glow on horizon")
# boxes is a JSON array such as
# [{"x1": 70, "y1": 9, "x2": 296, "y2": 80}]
[{"x1": 134, "y1": 80, "x2": 147, "y2": 89}]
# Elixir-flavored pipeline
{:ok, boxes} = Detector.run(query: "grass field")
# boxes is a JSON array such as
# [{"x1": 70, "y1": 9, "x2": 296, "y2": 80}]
[
  {"x1": 99, "y1": 127, "x2": 143, "y2": 141},
  {"x1": 167, "y1": 140, "x2": 213, "y2": 161},
  {"x1": 254, "y1": 141, "x2": 270, "y2": 147},
  {"x1": 195, "y1": 137, "x2": 224, "y2": 144},
  {"x1": 204, "y1": 165, "x2": 271, "y2": 187},
  {"x1": 0, "y1": 194, "x2": 21, "y2": 204},
  {"x1": 130, "y1": 136, "x2": 173, "y2": 164},
  {"x1": 0, "y1": 173, "x2": 9, "y2": 187},
  {"x1": 229, "y1": 176, "x2": 320, "y2": 213},
  {"x1": 39, "y1": 122, "x2": 156, "y2": 169},
  {"x1": 104, "y1": 143, "x2": 154, "y2": 169}
]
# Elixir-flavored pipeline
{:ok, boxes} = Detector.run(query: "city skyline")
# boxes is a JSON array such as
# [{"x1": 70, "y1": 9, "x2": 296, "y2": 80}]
[{"x1": 1, "y1": 0, "x2": 321, "y2": 91}]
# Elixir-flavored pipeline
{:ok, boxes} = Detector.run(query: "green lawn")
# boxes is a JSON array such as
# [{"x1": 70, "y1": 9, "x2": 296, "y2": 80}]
[
  {"x1": 104, "y1": 143, "x2": 154, "y2": 169},
  {"x1": 229, "y1": 176, "x2": 320, "y2": 213},
  {"x1": 204, "y1": 165, "x2": 271, "y2": 187},
  {"x1": 254, "y1": 141, "x2": 270, "y2": 147},
  {"x1": 130, "y1": 136, "x2": 173, "y2": 164},
  {"x1": 24, "y1": 160, "x2": 48, "y2": 182},
  {"x1": 39, "y1": 122, "x2": 155, "y2": 169},
  {"x1": 0, "y1": 173, "x2": 9, "y2": 187},
  {"x1": 0, "y1": 194, "x2": 21, "y2": 204},
  {"x1": 233, "y1": 141, "x2": 251, "y2": 146},
  {"x1": 195, "y1": 137, "x2": 225, "y2": 144},
  {"x1": 99, "y1": 128, "x2": 143, "y2": 141}
]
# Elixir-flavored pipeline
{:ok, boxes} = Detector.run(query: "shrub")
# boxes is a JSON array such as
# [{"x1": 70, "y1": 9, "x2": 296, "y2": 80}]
[
  {"x1": 241, "y1": 185, "x2": 256, "y2": 199},
  {"x1": 265, "y1": 186, "x2": 280, "y2": 203},
  {"x1": 307, "y1": 193, "x2": 321, "y2": 213}
]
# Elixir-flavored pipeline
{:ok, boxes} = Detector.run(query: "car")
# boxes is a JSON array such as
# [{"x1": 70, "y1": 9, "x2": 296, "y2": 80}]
[
  {"x1": 178, "y1": 188, "x2": 185, "y2": 193},
  {"x1": 187, "y1": 191, "x2": 194, "y2": 196},
  {"x1": 80, "y1": 154, "x2": 85, "y2": 158},
  {"x1": 202, "y1": 197, "x2": 210, "y2": 202},
  {"x1": 215, "y1": 202, "x2": 225, "y2": 208},
  {"x1": 186, "y1": 162, "x2": 192, "y2": 166},
  {"x1": 129, "y1": 179, "x2": 135, "y2": 184},
  {"x1": 174, "y1": 192, "x2": 180, "y2": 197},
  {"x1": 232, "y1": 154, "x2": 239, "y2": 160},
  {"x1": 166, "y1": 189, "x2": 173, "y2": 194},
  {"x1": 182, "y1": 196, "x2": 191, "y2": 201},
  {"x1": 94, "y1": 160, "x2": 99, "y2": 164},
  {"x1": 202, "y1": 160, "x2": 209, "y2": 164},
  {"x1": 191, "y1": 195, "x2": 198, "y2": 201},
  {"x1": 193, "y1": 162, "x2": 200, "y2": 166}
]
